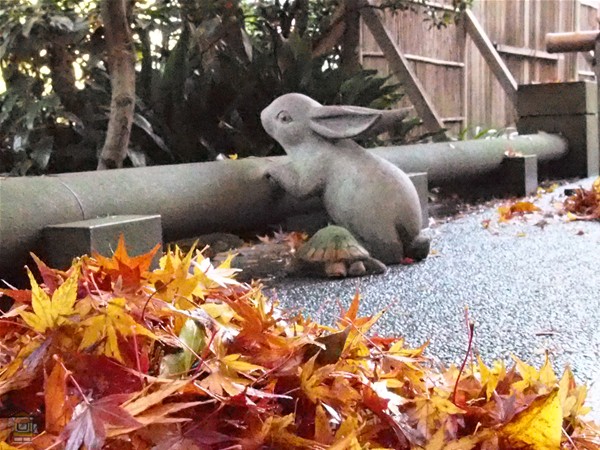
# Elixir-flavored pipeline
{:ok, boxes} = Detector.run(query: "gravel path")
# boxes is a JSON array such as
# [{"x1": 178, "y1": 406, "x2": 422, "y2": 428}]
[{"x1": 265, "y1": 177, "x2": 600, "y2": 417}]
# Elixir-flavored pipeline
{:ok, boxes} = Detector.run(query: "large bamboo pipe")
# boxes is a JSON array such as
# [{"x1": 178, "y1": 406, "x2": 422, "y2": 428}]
[{"x1": 0, "y1": 133, "x2": 568, "y2": 278}]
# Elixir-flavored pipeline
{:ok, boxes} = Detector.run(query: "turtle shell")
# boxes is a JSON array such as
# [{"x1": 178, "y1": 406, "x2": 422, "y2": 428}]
[{"x1": 296, "y1": 225, "x2": 370, "y2": 263}]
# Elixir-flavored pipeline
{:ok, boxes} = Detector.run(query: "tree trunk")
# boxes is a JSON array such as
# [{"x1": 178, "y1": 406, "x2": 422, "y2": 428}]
[
  {"x1": 341, "y1": 0, "x2": 361, "y2": 76},
  {"x1": 97, "y1": 0, "x2": 136, "y2": 170}
]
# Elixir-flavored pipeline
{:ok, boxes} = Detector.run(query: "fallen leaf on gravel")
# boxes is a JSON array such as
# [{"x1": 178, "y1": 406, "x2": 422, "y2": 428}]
[{"x1": 498, "y1": 201, "x2": 541, "y2": 222}]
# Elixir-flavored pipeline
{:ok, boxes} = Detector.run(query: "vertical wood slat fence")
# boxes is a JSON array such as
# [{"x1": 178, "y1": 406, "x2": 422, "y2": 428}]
[{"x1": 359, "y1": 0, "x2": 599, "y2": 134}]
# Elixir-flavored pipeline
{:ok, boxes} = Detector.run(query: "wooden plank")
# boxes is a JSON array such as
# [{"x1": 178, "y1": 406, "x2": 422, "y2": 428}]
[
  {"x1": 361, "y1": 51, "x2": 464, "y2": 68},
  {"x1": 404, "y1": 53, "x2": 465, "y2": 68},
  {"x1": 441, "y1": 116, "x2": 466, "y2": 122},
  {"x1": 359, "y1": 2, "x2": 445, "y2": 133},
  {"x1": 464, "y1": 8, "x2": 518, "y2": 106},
  {"x1": 495, "y1": 43, "x2": 560, "y2": 61}
]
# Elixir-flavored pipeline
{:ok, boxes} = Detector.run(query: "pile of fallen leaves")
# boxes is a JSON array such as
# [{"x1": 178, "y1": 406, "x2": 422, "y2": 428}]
[
  {"x1": 563, "y1": 177, "x2": 600, "y2": 221},
  {"x1": 1, "y1": 238, "x2": 599, "y2": 449}
]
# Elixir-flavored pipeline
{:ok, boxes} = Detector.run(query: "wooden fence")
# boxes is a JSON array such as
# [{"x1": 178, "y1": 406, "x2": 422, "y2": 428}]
[{"x1": 359, "y1": 0, "x2": 599, "y2": 134}]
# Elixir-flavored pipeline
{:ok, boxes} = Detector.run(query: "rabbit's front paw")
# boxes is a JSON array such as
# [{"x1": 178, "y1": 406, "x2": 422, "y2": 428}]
[{"x1": 263, "y1": 168, "x2": 285, "y2": 197}]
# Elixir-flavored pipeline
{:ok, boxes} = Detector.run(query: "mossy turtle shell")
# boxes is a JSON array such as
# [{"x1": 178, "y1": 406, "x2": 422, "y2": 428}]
[{"x1": 296, "y1": 225, "x2": 370, "y2": 263}]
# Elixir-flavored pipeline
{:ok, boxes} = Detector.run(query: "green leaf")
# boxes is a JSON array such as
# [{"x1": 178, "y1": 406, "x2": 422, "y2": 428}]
[{"x1": 160, "y1": 319, "x2": 206, "y2": 376}]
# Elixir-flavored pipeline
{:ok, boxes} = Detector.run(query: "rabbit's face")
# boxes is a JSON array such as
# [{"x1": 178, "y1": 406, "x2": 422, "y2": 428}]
[{"x1": 261, "y1": 93, "x2": 321, "y2": 149}]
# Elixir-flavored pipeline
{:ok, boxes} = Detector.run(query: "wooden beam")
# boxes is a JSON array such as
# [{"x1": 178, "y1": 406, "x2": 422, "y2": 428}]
[
  {"x1": 463, "y1": 9, "x2": 518, "y2": 106},
  {"x1": 312, "y1": 5, "x2": 346, "y2": 58},
  {"x1": 404, "y1": 53, "x2": 465, "y2": 68},
  {"x1": 578, "y1": 70, "x2": 596, "y2": 78},
  {"x1": 441, "y1": 116, "x2": 466, "y2": 123},
  {"x1": 495, "y1": 44, "x2": 560, "y2": 61},
  {"x1": 362, "y1": 51, "x2": 465, "y2": 68},
  {"x1": 359, "y1": 1, "x2": 445, "y2": 134}
]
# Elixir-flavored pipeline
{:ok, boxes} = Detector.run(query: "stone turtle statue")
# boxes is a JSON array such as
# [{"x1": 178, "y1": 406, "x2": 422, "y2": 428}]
[
  {"x1": 261, "y1": 93, "x2": 430, "y2": 265},
  {"x1": 294, "y1": 225, "x2": 386, "y2": 278}
]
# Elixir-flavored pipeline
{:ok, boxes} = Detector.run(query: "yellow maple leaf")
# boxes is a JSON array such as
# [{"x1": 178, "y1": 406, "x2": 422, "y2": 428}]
[
  {"x1": 300, "y1": 354, "x2": 336, "y2": 404},
  {"x1": 501, "y1": 389, "x2": 562, "y2": 449},
  {"x1": 0, "y1": 442, "x2": 20, "y2": 450},
  {"x1": 191, "y1": 253, "x2": 241, "y2": 289},
  {"x1": 593, "y1": 177, "x2": 600, "y2": 196},
  {"x1": 147, "y1": 245, "x2": 201, "y2": 306},
  {"x1": 559, "y1": 367, "x2": 591, "y2": 422},
  {"x1": 265, "y1": 414, "x2": 321, "y2": 448},
  {"x1": 511, "y1": 354, "x2": 555, "y2": 394},
  {"x1": 19, "y1": 266, "x2": 79, "y2": 333},
  {"x1": 79, "y1": 297, "x2": 156, "y2": 362},
  {"x1": 478, "y1": 356, "x2": 505, "y2": 400},
  {"x1": 198, "y1": 334, "x2": 264, "y2": 396}
]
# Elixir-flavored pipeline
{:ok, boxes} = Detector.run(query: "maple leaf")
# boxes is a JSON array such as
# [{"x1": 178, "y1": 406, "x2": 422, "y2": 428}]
[
  {"x1": 265, "y1": 414, "x2": 322, "y2": 449},
  {"x1": 0, "y1": 288, "x2": 31, "y2": 305},
  {"x1": 45, "y1": 356, "x2": 74, "y2": 435},
  {"x1": 146, "y1": 245, "x2": 203, "y2": 305},
  {"x1": 478, "y1": 356, "x2": 506, "y2": 400},
  {"x1": 31, "y1": 252, "x2": 71, "y2": 292},
  {"x1": 501, "y1": 389, "x2": 562, "y2": 449},
  {"x1": 19, "y1": 266, "x2": 79, "y2": 333},
  {"x1": 62, "y1": 394, "x2": 141, "y2": 450},
  {"x1": 92, "y1": 235, "x2": 160, "y2": 293},
  {"x1": 79, "y1": 297, "x2": 156, "y2": 362},
  {"x1": 93, "y1": 234, "x2": 160, "y2": 274},
  {"x1": 559, "y1": 367, "x2": 592, "y2": 427},
  {"x1": 191, "y1": 253, "x2": 241, "y2": 289},
  {"x1": 0, "y1": 339, "x2": 48, "y2": 395},
  {"x1": 199, "y1": 334, "x2": 264, "y2": 396},
  {"x1": 411, "y1": 393, "x2": 466, "y2": 438},
  {"x1": 314, "y1": 403, "x2": 334, "y2": 444},
  {"x1": 299, "y1": 354, "x2": 337, "y2": 404},
  {"x1": 511, "y1": 354, "x2": 556, "y2": 394},
  {"x1": 160, "y1": 319, "x2": 206, "y2": 377},
  {"x1": 303, "y1": 326, "x2": 350, "y2": 366},
  {"x1": 498, "y1": 200, "x2": 541, "y2": 222}
]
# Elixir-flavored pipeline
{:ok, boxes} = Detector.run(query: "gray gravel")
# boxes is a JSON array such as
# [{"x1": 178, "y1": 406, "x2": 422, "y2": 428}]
[{"x1": 265, "y1": 177, "x2": 600, "y2": 392}]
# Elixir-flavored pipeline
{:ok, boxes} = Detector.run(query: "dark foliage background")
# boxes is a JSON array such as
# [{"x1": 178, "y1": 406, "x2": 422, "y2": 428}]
[{"x1": 0, "y1": 0, "x2": 470, "y2": 175}]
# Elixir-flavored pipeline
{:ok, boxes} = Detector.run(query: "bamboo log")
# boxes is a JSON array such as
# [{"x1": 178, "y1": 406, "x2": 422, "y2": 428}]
[
  {"x1": 0, "y1": 133, "x2": 568, "y2": 278},
  {"x1": 546, "y1": 31, "x2": 600, "y2": 54}
]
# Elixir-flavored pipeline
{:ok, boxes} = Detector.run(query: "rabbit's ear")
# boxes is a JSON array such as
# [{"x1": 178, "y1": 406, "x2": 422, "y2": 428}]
[{"x1": 308, "y1": 105, "x2": 381, "y2": 139}]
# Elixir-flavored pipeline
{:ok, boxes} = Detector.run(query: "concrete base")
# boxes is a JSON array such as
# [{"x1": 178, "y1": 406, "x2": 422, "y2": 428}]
[
  {"x1": 43, "y1": 215, "x2": 162, "y2": 270},
  {"x1": 499, "y1": 154, "x2": 538, "y2": 197},
  {"x1": 517, "y1": 81, "x2": 599, "y2": 178},
  {"x1": 517, "y1": 116, "x2": 599, "y2": 178}
]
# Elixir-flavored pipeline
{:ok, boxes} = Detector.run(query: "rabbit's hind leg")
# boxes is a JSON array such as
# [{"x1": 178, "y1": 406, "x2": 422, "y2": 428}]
[
  {"x1": 367, "y1": 240, "x2": 405, "y2": 265},
  {"x1": 405, "y1": 233, "x2": 431, "y2": 261}
]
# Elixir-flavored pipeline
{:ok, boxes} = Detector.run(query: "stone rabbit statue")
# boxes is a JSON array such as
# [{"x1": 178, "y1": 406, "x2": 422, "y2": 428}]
[{"x1": 261, "y1": 93, "x2": 430, "y2": 265}]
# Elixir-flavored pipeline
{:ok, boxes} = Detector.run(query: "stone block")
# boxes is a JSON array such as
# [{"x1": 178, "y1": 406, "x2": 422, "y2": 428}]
[
  {"x1": 517, "y1": 81, "x2": 597, "y2": 116},
  {"x1": 408, "y1": 172, "x2": 429, "y2": 227},
  {"x1": 43, "y1": 215, "x2": 162, "y2": 270},
  {"x1": 517, "y1": 115, "x2": 599, "y2": 178},
  {"x1": 499, "y1": 155, "x2": 538, "y2": 197}
]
